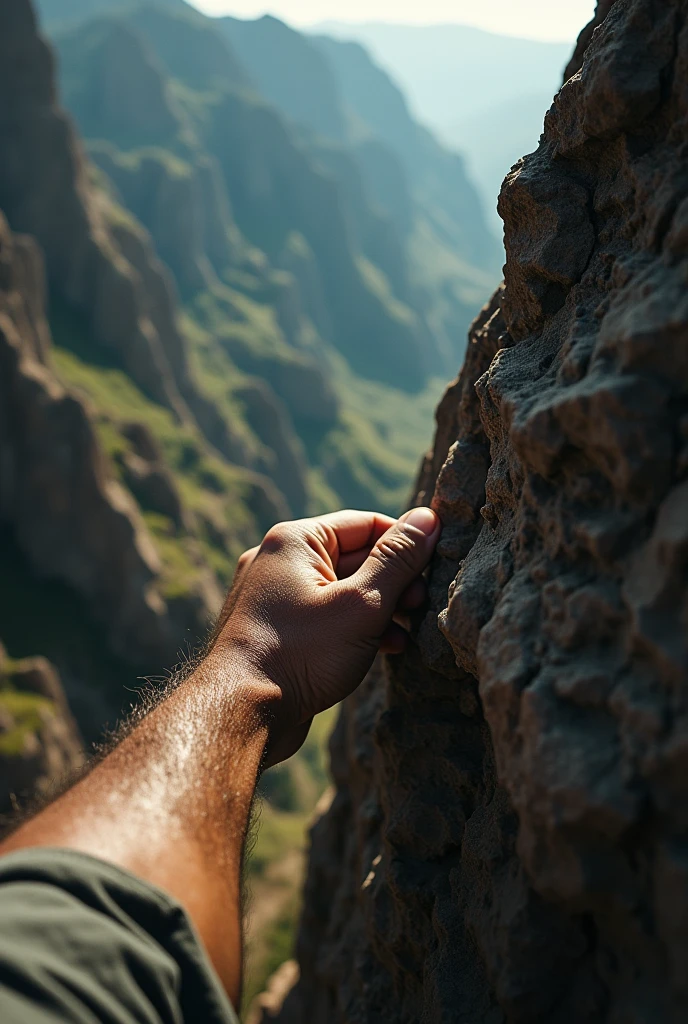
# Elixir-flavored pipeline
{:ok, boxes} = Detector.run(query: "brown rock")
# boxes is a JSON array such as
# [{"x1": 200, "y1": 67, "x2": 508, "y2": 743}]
[
  {"x1": 0, "y1": 210, "x2": 207, "y2": 666},
  {"x1": 563, "y1": 1, "x2": 618, "y2": 83},
  {"x1": 0, "y1": 652, "x2": 83, "y2": 819},
  {"x1": 246, "y1": 961, "x2": 301, "y2": 1024},
  {"x1": 274, "y1": 2, "x2": 688, "y2": 1021},
  {"x1": 0, "y1": 2, "x2": 192, "y2": 422}
]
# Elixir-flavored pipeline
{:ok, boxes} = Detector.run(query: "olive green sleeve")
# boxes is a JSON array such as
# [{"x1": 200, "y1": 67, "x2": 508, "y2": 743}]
[{"x1": 0, "y1": 848, "x2": 239, "y2": 1024}]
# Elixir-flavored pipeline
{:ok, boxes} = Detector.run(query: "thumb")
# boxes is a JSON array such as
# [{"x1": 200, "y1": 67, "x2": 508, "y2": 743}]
[{"x1": 349, "y1": 507, "x2": 440, "y2": 627}]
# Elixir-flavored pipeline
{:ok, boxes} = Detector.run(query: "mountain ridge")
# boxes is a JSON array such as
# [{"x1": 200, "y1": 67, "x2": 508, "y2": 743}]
[{"x1": 314, "y1": 20, "x2": 571, "y2": 227}]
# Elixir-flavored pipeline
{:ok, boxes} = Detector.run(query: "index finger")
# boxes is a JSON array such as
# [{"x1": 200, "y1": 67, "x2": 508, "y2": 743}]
[{"x1": 313, "y1": 509, "x2": 397, "y2": 556}]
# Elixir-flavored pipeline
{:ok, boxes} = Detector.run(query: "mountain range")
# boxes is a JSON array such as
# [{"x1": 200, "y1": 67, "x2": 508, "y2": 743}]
[{"x1": 317, "y1": 21, "x2": 572, "y2": 228}]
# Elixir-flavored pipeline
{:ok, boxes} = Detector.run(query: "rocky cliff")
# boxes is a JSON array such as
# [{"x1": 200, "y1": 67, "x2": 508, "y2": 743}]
[
  {"x1": 0, "y1": 209, "x2": 189, "y2": 669},
  {"x1": 263, "y1": 2, "x2": 688, "y2": 1021},
  {"x1": 0, "y1": 643, "x2": 83, "y2": 819}
]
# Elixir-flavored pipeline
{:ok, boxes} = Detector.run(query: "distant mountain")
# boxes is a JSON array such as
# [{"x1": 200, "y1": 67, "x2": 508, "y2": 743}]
[
  {"x1": 220, "y1": 14, "x2": 350, "y2": 144},
  {"x1": 313, "y1": 33, "x2": 496, "y2": 267},
  {"x1": 26, "y1": 0, "x2": 502, "y2": 539},
  {"x1": 315, "y1": 22, "x2": 570, "y2": 226},
  {"x1": 447, "y1": 89, "x2": 559, "y2": 231},
  {"x1": 219, "y1": 15, "x2": 499, "y2": 366},
  {"x1": 35, "y1": 0, "x2": 188, "y2": 30},
  {"x1": 316, "y1": 21, "x2": 570, "y2": 128}
]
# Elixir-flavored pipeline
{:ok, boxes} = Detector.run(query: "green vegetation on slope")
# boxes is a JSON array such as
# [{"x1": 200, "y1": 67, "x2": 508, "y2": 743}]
[
  {"x1": 0, "y1": 682, "x2": 54, "y2": 759},
  {"x1": 50, "y1": 299, "x2": 262, "y2": 589}
]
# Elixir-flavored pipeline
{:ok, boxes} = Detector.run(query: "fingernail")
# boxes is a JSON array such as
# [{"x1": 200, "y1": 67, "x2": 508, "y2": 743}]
[{"x1": 402, "y1": 506, "x2": 439, "y2": 537}]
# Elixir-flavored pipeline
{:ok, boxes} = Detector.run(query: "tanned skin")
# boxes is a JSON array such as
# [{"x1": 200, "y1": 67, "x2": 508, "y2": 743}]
[{"x1": 0, "y1": 507, "x2": 440, "y2": 1011}]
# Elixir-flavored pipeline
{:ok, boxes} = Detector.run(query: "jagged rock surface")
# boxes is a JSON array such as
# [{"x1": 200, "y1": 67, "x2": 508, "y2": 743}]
[
  {"x1": 266, "y1": 2, "x2": 688, "y2": 1021},
  {"x1": 0, "y1": 210, "x2": 213, "y2": 666},
  {"x1": 563, "y1": 1, "x2": 618, "y2": 82},
  {"x1": 0, "y1": 1, "x2": 187, "y2": 420}
]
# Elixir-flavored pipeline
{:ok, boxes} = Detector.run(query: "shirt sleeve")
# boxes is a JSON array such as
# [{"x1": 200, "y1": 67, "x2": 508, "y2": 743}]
[{"x1": 0, "y1": 847, "x2": 240, "y2": 1024}]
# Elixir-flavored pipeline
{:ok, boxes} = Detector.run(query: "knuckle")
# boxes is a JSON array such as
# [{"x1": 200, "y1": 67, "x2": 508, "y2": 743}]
[
  {"x1": 261, "y1": 522, "x2": 293, "y2": 553},
  {"x1": 372, "y1": 527, "x2": 419, "y2": 573}
]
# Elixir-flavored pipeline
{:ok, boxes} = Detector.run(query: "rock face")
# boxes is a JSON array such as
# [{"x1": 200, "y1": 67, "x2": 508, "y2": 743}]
[
  {"x1": 563, "y1": 1, "x2": 618, "y2": 82},
  {"x1": 0, "y1": 1, "x2": 186, "y2": 422},
  {"x1": 0, "y1": 643, "x2": 83, "y2": 819},
  {"x1": 0, "y1": 210, "x2": 206, "y2": 667},
  {"x1": 267, "y1": 2, "x2": 688, "y2": 1021}
]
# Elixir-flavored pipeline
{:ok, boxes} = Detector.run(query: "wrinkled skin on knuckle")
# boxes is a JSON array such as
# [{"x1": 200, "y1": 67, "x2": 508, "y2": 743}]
[
  {"x1": 334, "y1": 581, "x2": 385, "y2": 627},
  {"x1": 371, "y1": 526, "x2": 419, "y2": 574}
]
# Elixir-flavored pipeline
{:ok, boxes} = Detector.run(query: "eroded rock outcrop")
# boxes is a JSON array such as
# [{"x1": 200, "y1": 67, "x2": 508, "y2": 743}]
[
  {"x1": 0, "y1": 210, "x2": 212, "y2": 666},
  {"x1": 0, "y1": 1, "x2": 189, "y2": 421},
  {"x1": 266, "y1": 2, "x2": 688, "y2": 1021},
  {"x1": 0, "y1": 642, "x2": 83, "y2": 818}
]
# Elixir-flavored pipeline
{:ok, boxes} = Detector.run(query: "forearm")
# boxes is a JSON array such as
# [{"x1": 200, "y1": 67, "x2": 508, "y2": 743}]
[
  {"x1": 0, "y1": 506, "x2": 440, "y2": 1012},
  {"x1": 0, "y1": 650, "x2": 278, "y2": 1006}
]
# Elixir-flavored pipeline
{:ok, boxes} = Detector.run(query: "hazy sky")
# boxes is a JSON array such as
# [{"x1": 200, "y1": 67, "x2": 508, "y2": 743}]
[{"x1": 191, "y1": 1, "x2": 596, "y2": 41}]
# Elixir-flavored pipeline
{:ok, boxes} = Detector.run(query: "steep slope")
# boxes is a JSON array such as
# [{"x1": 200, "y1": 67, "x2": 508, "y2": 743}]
[
  {"x1": 313, "y1": 34, "x2": 494, "y2": 264},
  {"x1": 35, "y1": 0, "x2": 187, "y2": 31},
  {"x1": 262, "y1": 1, "x2": 688, "y2": 1021},
  {"x1": 0, "y1": 195, "x2": 205, "y2": 744},
  {"x1": 317, "y1": 21, "x2": 571, "y2": 133},
  {"x1": 221, "y1": 15, "x2": 499, "y2": 367},
  {"x1": 318, "y1": 22, "x2": 571, "y2": 228},
  {"x1": 0, "y1": 0, "x2": 293, "y2": 496},
  {"x1": 221, "y1": 15, "x2": 349, "y2": 144},
  {"x1": 0, "y1": 204, "x2": 208, "y2": 672},
  {"x1": 53, "y1": 7, "x2": 430, "y2": 392}
]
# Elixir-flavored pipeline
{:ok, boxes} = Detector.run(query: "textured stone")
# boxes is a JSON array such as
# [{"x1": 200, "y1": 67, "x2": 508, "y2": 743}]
[
  {"x1": 270, "y1": 3, "x2": 688, "y2": 1021},
  {"x1": 0, "y1": 645, "x2": 83, "y2": 819},
  {"x1": 0, "y1": 210, "x2": 206, "y2": 666}
]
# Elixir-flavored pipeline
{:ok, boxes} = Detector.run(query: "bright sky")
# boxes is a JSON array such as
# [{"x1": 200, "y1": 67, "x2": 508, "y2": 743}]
[{"x1": 190, "y1": 0, "x2": 596, "y2": 42}]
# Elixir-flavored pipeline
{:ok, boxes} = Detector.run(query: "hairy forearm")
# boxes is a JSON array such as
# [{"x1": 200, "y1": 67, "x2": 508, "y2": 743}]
[
  {"x1": 0, "y1": 506, "x2": 440, "y2": 1011},
  {"x1": 0, "y1": 651, "x2": 279, "y2": 1006}
]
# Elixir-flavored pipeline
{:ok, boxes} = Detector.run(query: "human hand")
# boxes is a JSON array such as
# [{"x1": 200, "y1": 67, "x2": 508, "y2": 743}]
[{"x1": 211, "y1": 508, "x2": 440, "y2": 765}]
